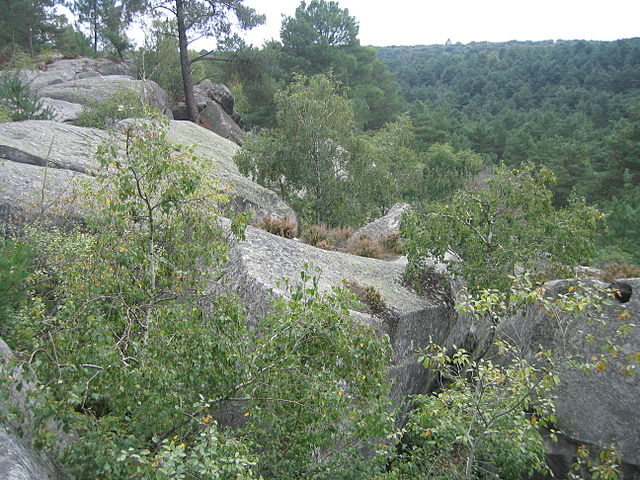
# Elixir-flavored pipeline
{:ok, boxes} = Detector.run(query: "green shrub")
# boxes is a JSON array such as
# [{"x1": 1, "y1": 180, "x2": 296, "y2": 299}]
[
  {"x1": 0, "y1": 72, "x2": 53, "y2": 121},
  {"x1": 380, "y1": 231, "x2": 404, "y2": 254},
  {"x1": 0, "y1": 238, "x2": 35, "y2": 347},
  {"x1": 74, "y1": 88, "x2": 158, "y2": 129}
]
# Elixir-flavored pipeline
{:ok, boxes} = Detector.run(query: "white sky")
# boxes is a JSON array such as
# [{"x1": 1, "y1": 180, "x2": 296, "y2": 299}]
[{"x1": 236, "y1": 0, "x2": 640, "y2": 47}]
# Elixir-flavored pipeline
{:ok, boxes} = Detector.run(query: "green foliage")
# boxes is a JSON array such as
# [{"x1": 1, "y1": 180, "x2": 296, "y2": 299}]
[
  {"x1": 235, "y1": 73, "x2": 357, "y2": 225},
  {"x1": 421, "y1": 143, "x2": 484, "y2": 201},
  {"x1": 281, "y1": 0, "x2": 359, "y2": 51},
  {"x1": 0, "y1": 0, "x2": 55, "y2": 57},
  {"x1": 377, "y1": 39, "x2": 640, "y2": 257},
  {"x1": 0, "y1": 72, "x2": 53, "y2": 121},
  {"x1": 135, "y1": 20, "x2": 206, "y2": 102},
  {"x1": 9, "y1": 119, "x2": 241, "y2": 478},
  {"x1": 236, "y1": 75, "x2": 415, "y2": 226},
  {"x1": 0, "y1": 238, "x2": 35, "y2": 344},
  {"x1": 568, "y1": 444, "x2": 621, "y2": 480},
  {"x1": 387, "y1": 342, "x2": 552, "y2": 480},
  {"x1": 349, "y1": 115, "x2": 422, "y2": 215},
  {"x1": 74, "y1": 88, "x2": 158, "y2": 129},
  {"x1": 402, "y1": 164, "x2": 604, "y2": 291},
  {"x1": 2, "y1": 118, "x2": 394, "y2": 479},
  {"x1": 222, "y1": 1, "x2": 401, "y2": 131},
  {"x1": 122, "y1": 418, "x2": 259, "y2": 480},
  {"x1": 240, "y1": 269, "x2": 394, "y2": 479}
]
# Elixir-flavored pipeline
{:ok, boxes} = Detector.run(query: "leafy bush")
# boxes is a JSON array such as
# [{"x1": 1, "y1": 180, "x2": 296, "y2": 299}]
[
  {"x1": 0, "y1": 238, "x2": 35, "y2": 346},
  {"x1": 252, "y1": 215, "x2": 297, "y2": 238},
  {"x1": 347, "y1": 234, "x2": 383, "y2": 259},
  {"x1": 74, "y1": 88, "x2": 158, "y2": 129},
  {"x1": 380, "y1": 231, "x2": 404, "y2": 254},
  {"x1": 0, "y1": 72, "x2": 53, "y2": 121},
  {"x1": 4, "y1": 120, "x2": 394, "y2": 480}
]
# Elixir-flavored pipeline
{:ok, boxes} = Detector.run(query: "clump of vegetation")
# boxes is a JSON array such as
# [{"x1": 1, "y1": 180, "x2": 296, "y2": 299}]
[
  {"x1": 301, "y1": 224, "x2": 352, "y2": 249},
  {"x1": 74, "y1": 88, "x2": 158, "y2": 129},
  {"x1": 252, "y1": 215, "x2": 297, "y2": 238},
  {"x1": 345, "y1": 280, "x2": 386, "y2": 314},
  {"x1": 602, "y1": 263, "x2": 640, "y2": 282},
  {"x1": 404, "y1": 266, "x2": 453, "y2": 306},
  {"x1": 347, "y1": 234, "x2": 383, "y2": 259},
  {"x1": 0, "y1": 72, "x2": 53, "y2": 121},
  {"x1": 380, "y1": 231, "x2": 404, "y2": 255}
]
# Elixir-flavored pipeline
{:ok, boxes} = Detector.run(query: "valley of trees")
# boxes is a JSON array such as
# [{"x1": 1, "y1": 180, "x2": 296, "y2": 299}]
[{"x1": 1, "y1": 0, "x2": 640, "y2": 479}]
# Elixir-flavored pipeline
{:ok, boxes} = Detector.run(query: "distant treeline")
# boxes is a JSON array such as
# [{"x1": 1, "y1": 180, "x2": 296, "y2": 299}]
[{"x1": 377, "y1": 39, "x2": 640, "y2": 263}]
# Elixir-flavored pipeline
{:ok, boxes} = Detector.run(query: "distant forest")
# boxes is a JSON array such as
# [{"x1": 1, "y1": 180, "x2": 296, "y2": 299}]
[{"x1": 377, "y1": 39, "x2": 640, "y2": 263}]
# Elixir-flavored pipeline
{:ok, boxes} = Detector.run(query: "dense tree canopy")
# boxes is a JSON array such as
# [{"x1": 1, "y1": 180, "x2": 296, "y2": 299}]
[{"x1": 280, "y1": 0, "x2": 359, "y2": 51}]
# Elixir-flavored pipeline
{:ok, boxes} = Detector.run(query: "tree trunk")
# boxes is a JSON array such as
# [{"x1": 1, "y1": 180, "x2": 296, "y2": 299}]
[
  {"x1": 175, "y1": 0, "x2": 198, "y2": 123},
  {"x1": 28, "y1": 25, "x2": 33, "y2": 57}
]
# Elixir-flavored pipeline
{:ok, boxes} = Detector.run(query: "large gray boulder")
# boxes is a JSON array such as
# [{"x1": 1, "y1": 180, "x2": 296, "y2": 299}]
[
  {"x1": 172, "y1": 80, "x2": 245, "y2": 145},
  {"x1": 199, "y1": 101, "x2": 245, "y2": 145},
  {"x1": 17, "y1": 58, "x2": 146, "y2": 123},
  {"x1": 350, "y1": 203, "x2": 409, "y2": 243},
  {"x1": 218, "y1": 223, "x2": 461, "y2": 407},
  {"x1": 38, "y1": 76, "x2": 166, "y2": 110},
  {"x1": 193, "y1": 80, "x2": 235, "y2": 115},
  {"x1": 19, "y1": 57, "x2": 136, "y2": 92},
  {"x1": 0, "y1": 120, "x2": 294, "y2": 225},
  {"x1": 0, "y1": 339, "x2": 63, "y2": 480},
  {"x1": 500, "y1": 279, "x2": 640, "y2": 477}
]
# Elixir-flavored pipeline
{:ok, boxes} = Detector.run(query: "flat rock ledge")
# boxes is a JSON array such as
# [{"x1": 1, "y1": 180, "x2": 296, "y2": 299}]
[
  {"x1": 217, "y1": 224, "x2": 460, "y2": 406},
  {"x1": 0, "y1": 120, "x2": 295, "y2": 226}
]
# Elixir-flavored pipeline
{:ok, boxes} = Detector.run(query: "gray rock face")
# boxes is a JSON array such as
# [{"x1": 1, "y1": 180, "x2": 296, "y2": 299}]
[
  {"x1": 350, "y1": 203, "x2": 409, "y2": 243},
  {"x1": 0, "y1": 120, "x2": 294, "y2": 225},
  {"x1": 199, "y1": 101, "x2": 245, "y2": 145},
  {"x1": 0, "y1": 339, "x2": 62, "y2": 480},
  {"x1": 219, "y1": 224, "x2": 459, "y2": 406},
  {"x1": 16, "y1": 58, "x2": 162, "y2": 122},
  {"x1": 38, "y1": 76, "x2": 166, "y2": 110},
  {"x1": 500, "y1": 279, "x2": 640, "y2": 475},
  {"x1": 39, "y1": 98, "x2": 83, "y2": 122},
  {"x1": 194, "y1": 80, "x2": 235, "y2": 115},
  {"x1": 166, "y1": 121, "x2": 291, "y2": 221}
]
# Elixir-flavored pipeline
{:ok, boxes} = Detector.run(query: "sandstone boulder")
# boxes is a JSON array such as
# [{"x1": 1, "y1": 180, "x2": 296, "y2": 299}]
[
  {"x1": 218, "y1": 223, "x2": 462, "y2": 406},
  {"x1": 38, "y1": 76, "x2": 166, "y2": 110},
  {"x1": 199, "y1": 101, "x2": 245, "y2": 145},
  {"x1": 500, "y1": 278, "x2": 640, "y2": 476},
  {"x1": 39, "y1": 98, "x2": 83, "y2": 122},
  {"x1": 0, "y1": 120, "x2": 294, "y2": 226},
  {"x1": 0, "y1": 339, "x2": 63, "y2": 480},
  {"x1": 350, "y1": 203, "x2": 409, "y2": 243},
  {"x1": 194, "y1": 80, "x2": 235, "y2": 115}
]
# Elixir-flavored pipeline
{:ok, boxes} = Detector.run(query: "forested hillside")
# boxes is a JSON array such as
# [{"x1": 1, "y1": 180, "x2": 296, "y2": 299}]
[
  {"x1": 2, "y1": 1, "x2": 640, "y2": 478},
  {"x1": 377, "y1": 39, "x2": 640, "y2": 263}
]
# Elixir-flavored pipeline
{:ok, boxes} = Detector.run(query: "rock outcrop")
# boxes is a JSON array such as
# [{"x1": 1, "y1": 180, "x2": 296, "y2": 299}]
[
  {"x1": 17, "y1": 57, "x2": 165, "y2": 122},
  {"x1": 38, "y1": 75, "x2": 166, "y2": 110},
  {"x1": 0, "y1": 339, "x2": 62, "y2": 480},
  {"x1": 219, "y1": 223, "x2": 462, "y2": 406},
  {"x1": 500, "y1": 279, "x2": 640, "y2": 477},
  {"x1": 0, "y1": 120, "x2": 294, "y2": 225},
  {"x1": 172, "y1": 80, "x2": 245, "y2": 144},
  {"x1": 350, "y1": 202, "x2": 409, "y2": 243}
]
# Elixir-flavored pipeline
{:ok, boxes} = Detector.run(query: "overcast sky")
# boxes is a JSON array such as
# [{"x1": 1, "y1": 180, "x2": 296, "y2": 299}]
[{"x1": 236, "y1": 0, "x2": 640, "y2": 47}]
